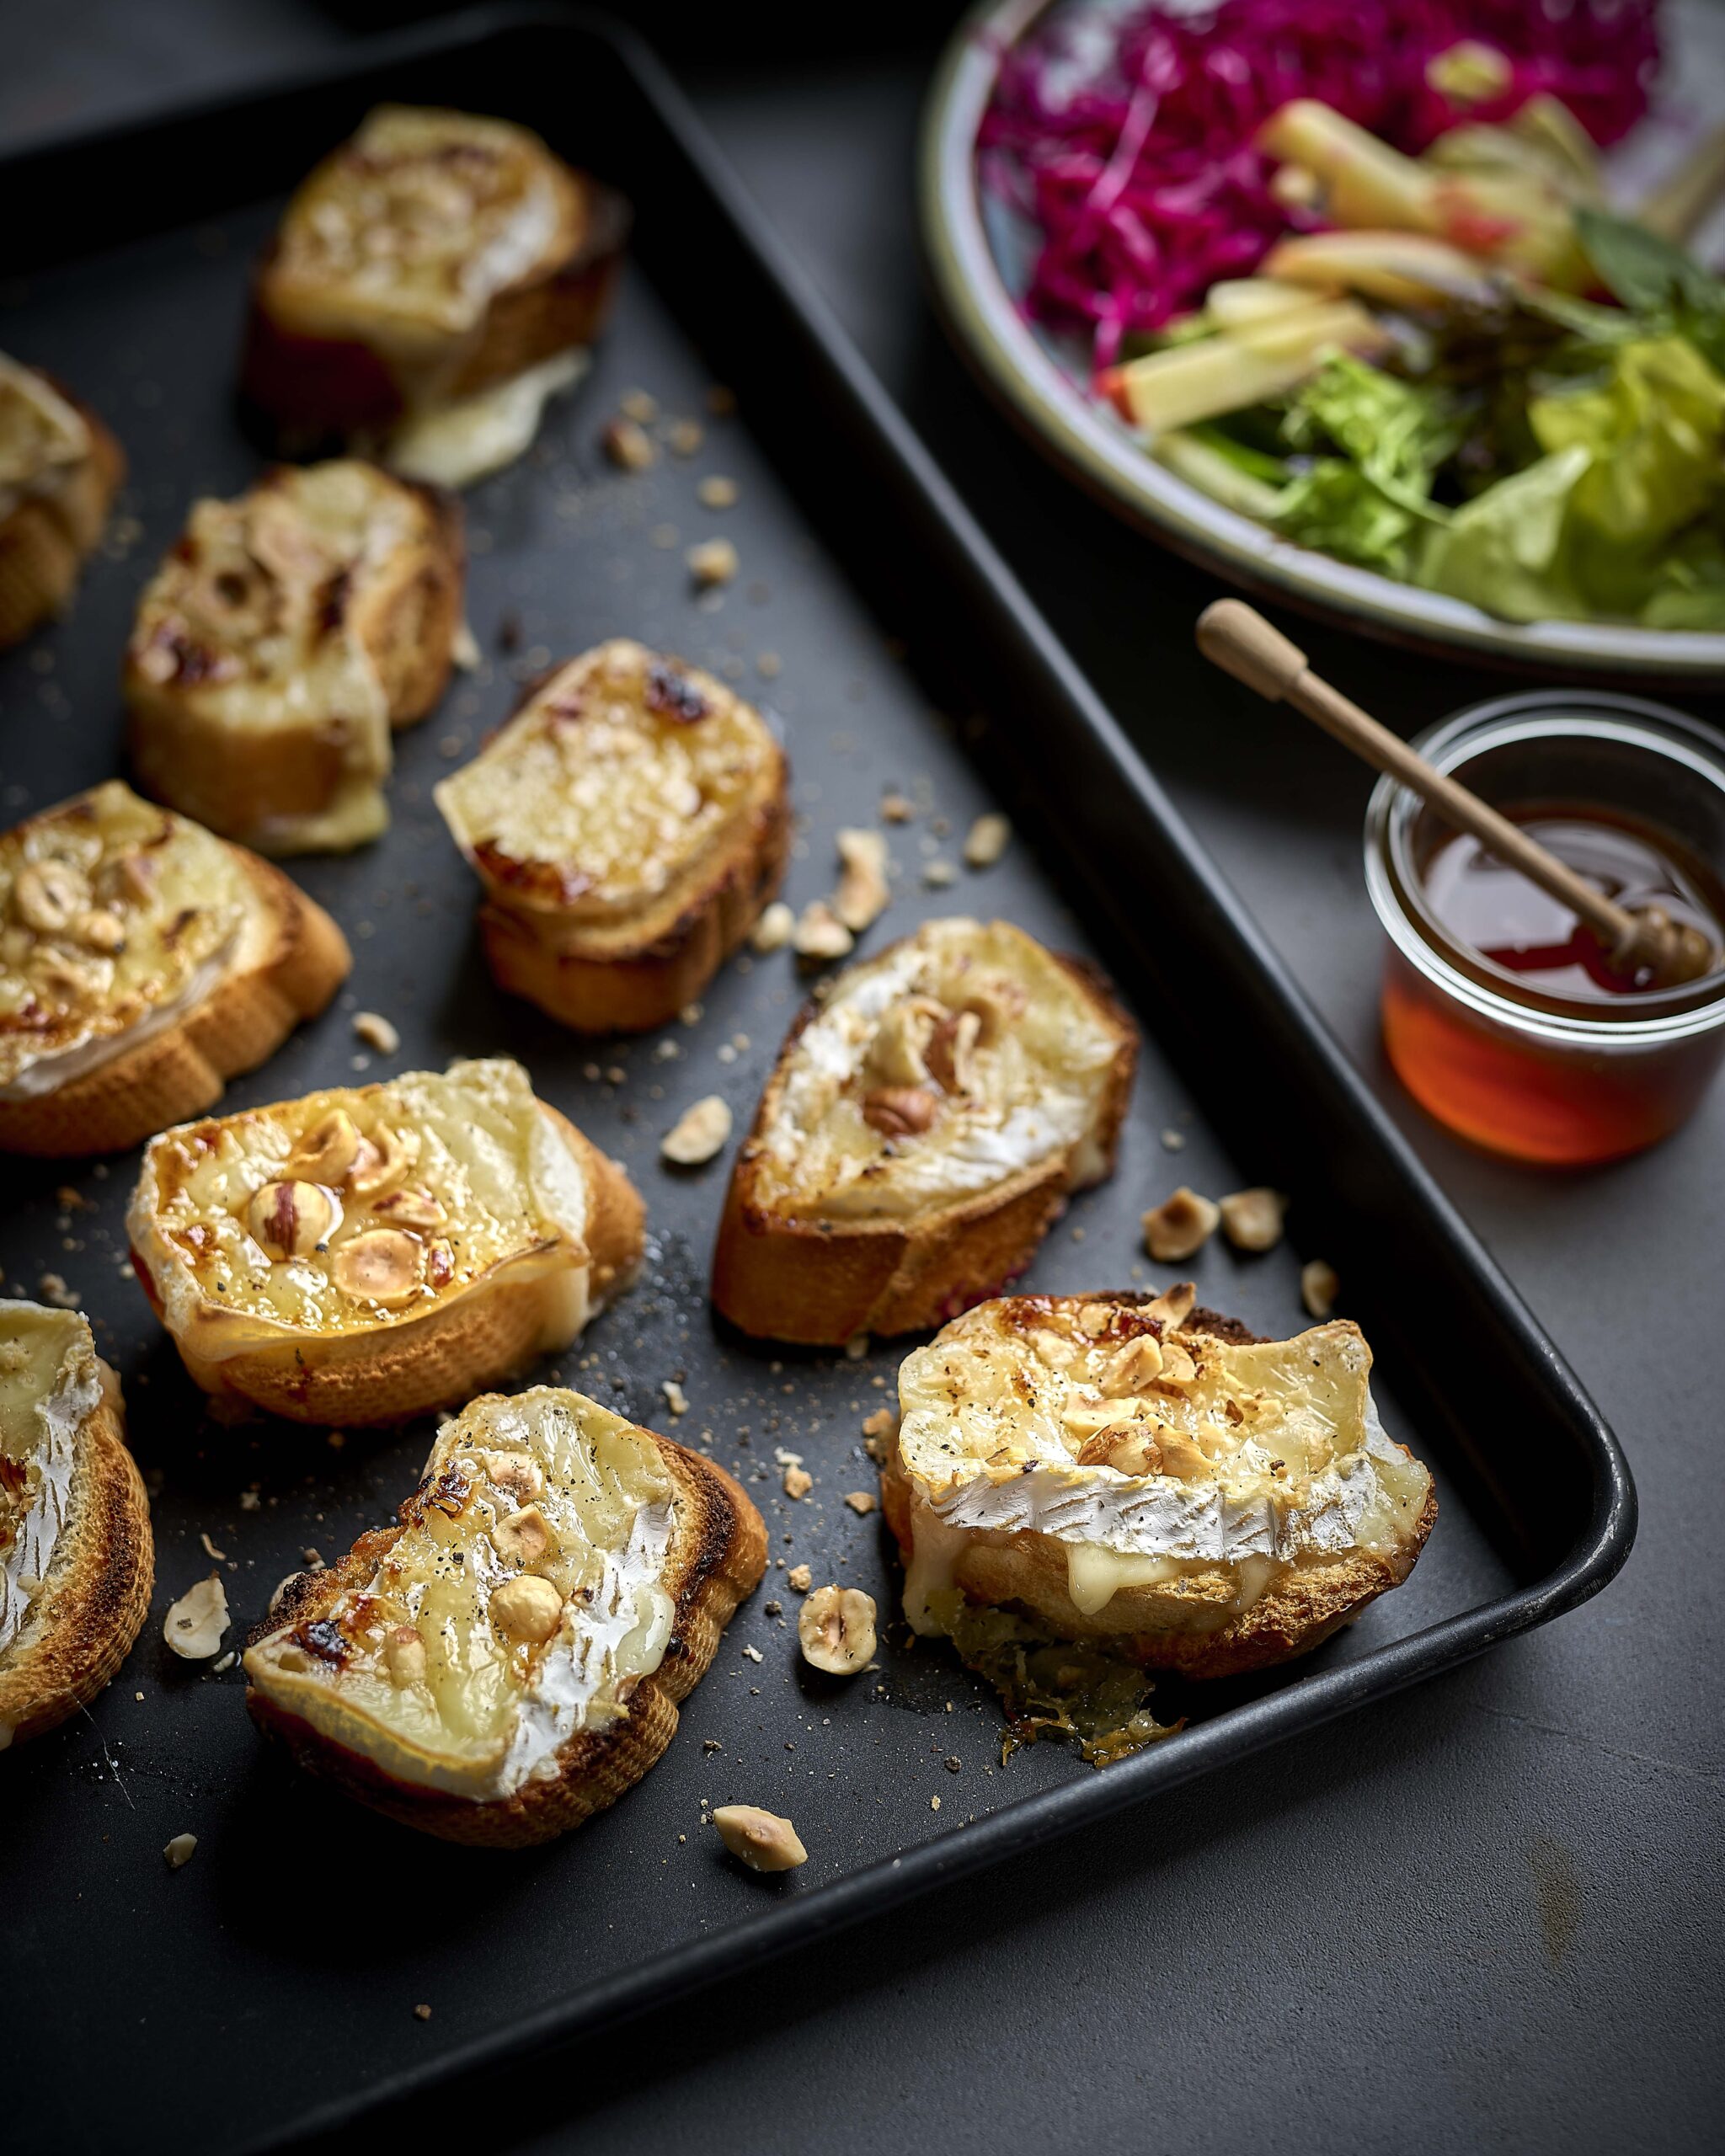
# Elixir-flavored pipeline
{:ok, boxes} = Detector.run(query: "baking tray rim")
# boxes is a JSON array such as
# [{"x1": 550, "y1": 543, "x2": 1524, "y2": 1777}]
[{"x1": 0, "y1": 7, "x2": 1637, "y2": 2145}]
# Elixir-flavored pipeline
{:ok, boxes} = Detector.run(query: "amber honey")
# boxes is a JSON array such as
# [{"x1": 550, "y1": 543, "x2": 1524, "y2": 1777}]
[{"x1": 1365, "y1": 697, "x2": 1725, "y2": 1166}]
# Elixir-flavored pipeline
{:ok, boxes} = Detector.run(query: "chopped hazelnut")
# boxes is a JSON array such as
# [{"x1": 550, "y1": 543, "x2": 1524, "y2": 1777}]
[
  {"x1": 163, "y1": 1574, "x2": 229, "y2": 1659},
  {"x1": 13, "y1": 858, "x2": 84, "y2": 934},
  {"x1": 245, "y1": 1180, "x2": 339, "y2": 1262},
  {"x1": 834, "y1": 828, "x2": 889, "y2": 932},
  {"x1": 1097, "y1": 1334, "x2": 1164, "y2": 1392},
  {"x1": 489, "y1": 1573, "x2": 564, "y2": 1643},
  {"x1": 373, "y1": 1185, "x2": 448, "y2": 1232},
  {"x1": 798, "y1": 1585, "x2": 877, "y2": 1674},
  {"x1": 291, "y1": 1110, "x2": 360, "y2": 1187},
  {"x1": 925, "y1": 1009, "x2": 982, "y2": 1096},
  {"x1": 862, "y1": 1085, "x2": 938, "y2": 1139},
  {"x1": 1219, "y1": 1187, "x2": 1286, "y2": 1253},
  {"x1": 75, "y1": 908, "x2": 126, "y2": 953},
  {"x1": 661, "y1": 1095, "x2": 732, "y2": 1166},
  {"x1": 348, "y1": 1124, "x2": 417, "y2": 1199},
  {"x1": 1156, "y1": 1432, "x2": 1213, "y2": 1481},
  {"x1": 383, "y1": 1625, "x2": 427, "y2": 1686},
  {"x1": 493, "y1": 1504, "x2": 558, "y2": 1567},
  {"x1": 1301, "y1": 1259, "x2": 1339, "y2": 1320},
  {"x1": 963, "y1": 812, "x2": 1012, "y2": 868},
  {"x1": 602, "y1": 414, "x2": 656, "y2": 470},
  {"x1": 712, "y1": 1803, "x2": 807, "y2": 1872},
  {"x1": 163, "y1": 1833, "x2": 199, "y2": 1870},
  {"x1": 793, "y1": 899, "x2": 853, "y2": 963},
  {"x1": 330, "y1": 1228, "x2": 425, "y2": 1307},
  {"x1": 750, "y1": 900, "x2": 794, "y2": 953},
  {"x1": 476, "y1": 1449, "x2": 545, "y2": 1505},
  {"x1": 353, "y1": 1011, "x2": 400, "y2": 1055},
  {"x1": 687, "y1": 536, "x2": 738, "y2": 588},
  {"x1": 662, "y1": 1379, "x2": 688, "y2": 1417},
  {"x1": 1142, "y1": 1187, "x2": 1220, "y2": 1263},
  {"x1": 1145, "y1": 1280, "x2": 1197, "y2": 1328}
]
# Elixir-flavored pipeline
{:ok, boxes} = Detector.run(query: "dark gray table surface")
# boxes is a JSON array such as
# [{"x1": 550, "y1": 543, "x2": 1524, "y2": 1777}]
[{"x1": 6, "y1": 8, "x2": 1720, "y2": 2152}]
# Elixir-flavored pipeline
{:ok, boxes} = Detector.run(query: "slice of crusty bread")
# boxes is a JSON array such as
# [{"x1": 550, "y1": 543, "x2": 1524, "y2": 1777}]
[
  {"x1": 125, "y1": 462, "x2": 464, "y2": 857},
  {"x1": 0, "y1": 1302, "x2": 152, "y2": 1749},
  {"x1": 244, "y1": 1387, "x2": 766, "y2": 1844},
  {"x1": 712, "y1": 919, "x2": 1139, "y2": 1343},
  {"x1": 880, "y1": 1289, "x2": 1437, "y2": 1682},
  {"x1": 127, "y1": 1061, "x2": 644, "y2": 1427},
  {"x1": 0, "y1": 357, "x2": 126, "y2": 648},
  {"x1": 0, "y1": 783, "x2": 350, "y2": 1158},
  {"x1": 240, "y1": 105, "x2": 628, "y2": 462},
  {"x1": 437, "y1": 641, "x2": 789, "y2": 1034}
]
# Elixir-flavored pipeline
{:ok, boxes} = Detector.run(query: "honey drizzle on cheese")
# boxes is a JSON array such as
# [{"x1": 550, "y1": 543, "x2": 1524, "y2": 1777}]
[
  {"x1": 134, "y1": 1059, "x2": 588, "y2": 1341},
  {"x1": 244, "y1": 1389, "x2": 676, "y2": 1800}
]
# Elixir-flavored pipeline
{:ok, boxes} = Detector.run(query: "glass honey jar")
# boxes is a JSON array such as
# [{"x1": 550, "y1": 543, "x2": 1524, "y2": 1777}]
[{"x1": 1364, "y1": 691, "x2": 1725, "y2": 1166}]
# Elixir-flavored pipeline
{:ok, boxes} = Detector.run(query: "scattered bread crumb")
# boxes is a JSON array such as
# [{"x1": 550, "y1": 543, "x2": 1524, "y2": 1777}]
[
  {"x1": 1161, "y1": 1128, "x2": 1186, "y2": 1151},
  {"x1": 697, "y1": 475, "x2": 738, "y2": 509},
  {"x1": 413, "y1": 2003, "x2": 433, "y2": 2022},
  {"x1": 782, "y1": 1465, "x2": 813, "y2": 1500},
  {"x1": 352, "y1": 1011, "x2": 399, "y2": 1055},
  {"x1": 1142, "y1": 1187, "x2": 1220, "y2": 1263},
  {"x1": 199, "y1": 1531, "x2": 227, "y2": 1562},
  {"x1": 38, "y1": 1273, "x2": 77, "y2": 1309},
  {"x1": 788, "y1": 1563, "x2": 812, "y2": 1592},
  {"x1": 756, "y1": 650, "x2": 781, "y2": 678},
  {"x1": 661, "y1": 1095, "x2": 733, "y2": 1166},
  {"x1": 1301, "y1": 1259, "x2": 1340, "y2": 1320},
  {"x1": 964, "y1": 812, "x2": 1012, "y2": 868},
  {"x1": 620, "y1": 388, "x2": 659, "y2": 424},
  {"x1": 922, "y1": 859, "x2": 957, "y2": 889},
  {"x1": 602, "y1": 414, "x2": 656, "y2": 470},
  {"x1": 880, "y1": 792, "x2": 915, "y2": 823},
  {"x1": 662, "y1": 1379, "x2": 688, "y2": 1417},
  {"x1": 843, "y1": 1491, "x2": 877, "y2": 1516},
  {"x1": 687, "y1": 537, "x2": 738, "y2": 588},
  {"x1": 667, "y1": 418, "x2": 703, "y2": 456}
]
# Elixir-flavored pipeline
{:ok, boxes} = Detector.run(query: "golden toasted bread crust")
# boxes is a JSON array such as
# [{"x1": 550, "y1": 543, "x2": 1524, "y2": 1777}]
[
  {"x1": 124, "y1": 469, "x2": 463, "y2": 856},
  {"x1": 0, "y1": 848, "x2": 350, "y2": 1158},
  {"x1": 131, "y1": 1108, "x2": 644, "y2": 1426},
  {"x1": 241, "y1": 152, "x2": 628, "y2": 448},
  {"x1": 879, "y1": 1294, "x2": 1437, "y2": 1682},
  {"x1": 712, "y1": 950, "x2": 1139, "y2": 1343},
  {"x1": 0, "y1": 1364, "x2": 152, "y2": 1747},
  {"x1": 478, "y1": 779, "x2": 789, "y2": 1033},
  {"x1": 0, "y1": 392, "x2": 124, "y2": 648},
  {"x1": 246, "y1": 1439, "x2": 765, "y2": 1844}
]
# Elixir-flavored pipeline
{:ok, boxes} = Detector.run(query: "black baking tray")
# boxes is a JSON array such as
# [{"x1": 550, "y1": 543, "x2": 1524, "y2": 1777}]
[{"x1": 0, "y1": 13, "x2": 1635, "y2": 2152}]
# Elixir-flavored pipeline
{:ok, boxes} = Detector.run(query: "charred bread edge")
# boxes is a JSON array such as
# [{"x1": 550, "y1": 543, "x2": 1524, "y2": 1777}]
[
  {"x1": 711, "y1": 944, "x2": 1140, "y2": 1343},
  {"x1": 245, "y1": 1437, "x2": 765, "y2": 1844},
  {"x1": 475, "y1": 768, "x2": 790, "y2": 1033},
  {"x1": 0, "y1": 1362, "x2": 153, "y2": 1747},
  {"x1": 0, "y1": 849, "x2": 351, "y2": 1158},
  {"x1": 0, "y1": 392, "x2": 125, "y2": 648},
  {"x1": 879, "y1": 1292, "x2": 1438, "y2": 1683},
  {"x1": 130, "y1": 1107, "x2": 644, "y2": 1426}
]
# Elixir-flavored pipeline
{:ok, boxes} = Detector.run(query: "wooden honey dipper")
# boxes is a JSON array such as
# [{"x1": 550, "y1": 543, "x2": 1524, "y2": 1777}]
[{"x1": 1196, "y1": 599, "x2": 1720, "y2": 991}]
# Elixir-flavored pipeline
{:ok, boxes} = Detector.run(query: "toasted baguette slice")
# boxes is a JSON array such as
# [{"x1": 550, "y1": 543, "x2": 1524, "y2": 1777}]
[
  {"x1": 0, "y1": 354, "x2": 125, "y2": 648},
  {"x1": 127, "y1": 1058, "x2": 643, "y2": 1426},
  {"x1": 241, "y1": 105, "x2": 628, "y2": 485},
  {"x1": 713, "y1": 918, "x2": 1138, "y2": 1343},
  {"x1": 436, "y1": 640, "x2": 789, "y2": 1033},
  {"x1": 245, "y1": 1385, "x2": 765, "y2": 1844},
  {"x1": 0, "y1": 781, "x2": 350, "y2": 1157},
  {"x1": 880, "y1": 1288, "x2": 1436, "y2": 1684},
  {"x1": 125, "y1": 461, "x2": 464, "y2": 857},
  {"x1": 0, "y1": 1301, "x2": 152, "y2": 1748}
]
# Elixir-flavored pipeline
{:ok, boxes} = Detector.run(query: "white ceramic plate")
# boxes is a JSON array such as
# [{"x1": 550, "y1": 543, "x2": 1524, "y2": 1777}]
[{"x1": 921, "y1": 0, "x2": 1725, "y2": 680}]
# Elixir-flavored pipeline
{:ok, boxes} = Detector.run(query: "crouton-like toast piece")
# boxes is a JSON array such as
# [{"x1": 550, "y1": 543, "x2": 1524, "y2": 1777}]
[
  {"x1": 125, "y1": 460, "x2": 464, "y2": 856},
  {"x1": 712, "y1": 918, "x2": 1138, "y2": 1342},
  {"x1": 241, "y1": 105, "x2": 628, "y2": 486},
  {"x1": 245, "y1": 1385, "x2": 765, "y2": 1844},
  {"x1": 0, "y1": 354, "x2": 125, "y2": 648},
  {"x1": 436, "y1": 640, "x2": 788, "y2": 1033},
  {"x1": 0, "y1": 1301, "x2": 152, "y2": 1748},
  {"x1": 0, "y1": 782, "x2": 350, "y2": 1157},
  {"x1": 127, "y1": 1058, "x2": 643, "y2": 1426},
  {"x1": 880, "y1": 1288, "x2": 1436, "y2": 1684}
]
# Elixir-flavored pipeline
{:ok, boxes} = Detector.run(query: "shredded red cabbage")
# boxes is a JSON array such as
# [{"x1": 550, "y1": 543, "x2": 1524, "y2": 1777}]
[{"x1": 979, "y1": 0, "x2": 1662, "y2": 372}]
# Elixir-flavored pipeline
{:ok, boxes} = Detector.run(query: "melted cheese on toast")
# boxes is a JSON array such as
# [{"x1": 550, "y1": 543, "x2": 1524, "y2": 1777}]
[
  {"x1": 896, "y1": 1294, "x2": 1433, "y2": 1627},
  {"x1": 436, "y1": 639, "x2": 777, "y2": 923},
  {"x1": 0, "y1": 782, "x2": 247, "y2": 1097},
  {"x1": 244, "y1": 1388, "x2": 676, "y2": 1800},
  {"x1": 0, "y1": 355, "x2": 89, "y2": 516},
  {"x1": 131, "y1": 1059, "x2": 590, "y2": 1346},
  {"x1": 0, "y1": 1302, "x2": 102, "y2": 1657},
  {"x1": 755, "y1": 918, "x2": 1124, "y2": 1221}
]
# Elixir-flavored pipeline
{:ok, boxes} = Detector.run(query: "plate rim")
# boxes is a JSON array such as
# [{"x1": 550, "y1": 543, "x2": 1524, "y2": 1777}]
[{"x1": 919, "y1": 0, "x2": 1725, "y2": 683}]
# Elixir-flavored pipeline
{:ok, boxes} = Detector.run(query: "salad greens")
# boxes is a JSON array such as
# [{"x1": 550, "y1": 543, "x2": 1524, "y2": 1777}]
[{"x1": 1164, "y1": 215, "x2": 1725, "y2": 631}]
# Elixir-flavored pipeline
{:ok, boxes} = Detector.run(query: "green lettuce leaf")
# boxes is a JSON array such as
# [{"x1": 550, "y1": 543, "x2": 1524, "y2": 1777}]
[
  {"x1": 1281, "y1": 355, "x2": 1461, "y2": 510},
  {"x1": 1416, "y1": 444, "x2": 1592, "y2": 621},
  {"x1": 1530, "y1": 336, "x2": 1725, "y2": 550}
]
